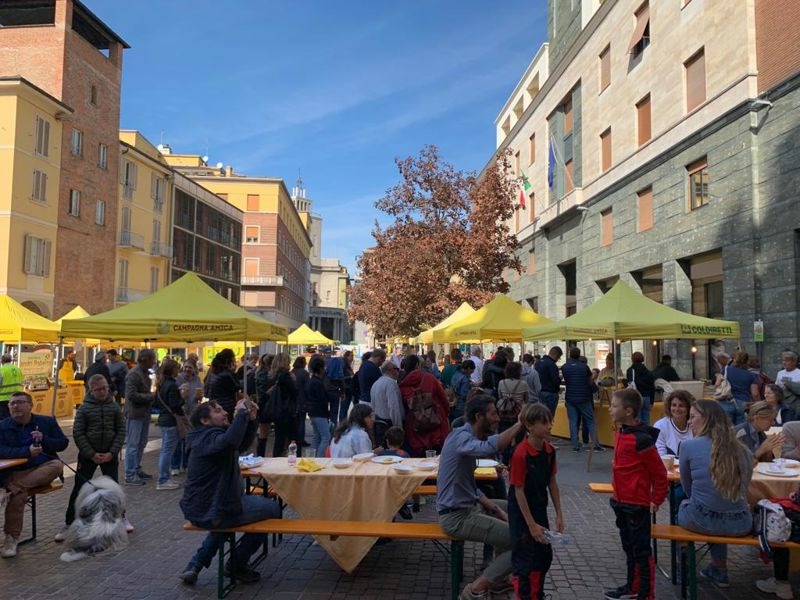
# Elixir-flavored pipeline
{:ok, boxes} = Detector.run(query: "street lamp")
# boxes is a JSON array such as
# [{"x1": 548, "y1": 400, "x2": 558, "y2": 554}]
[{"x1": 691, "y1": 345, "x2": 698, "y2": 380}]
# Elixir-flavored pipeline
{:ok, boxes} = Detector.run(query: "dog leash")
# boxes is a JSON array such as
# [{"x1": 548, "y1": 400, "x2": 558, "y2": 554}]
[{"x1": 57, "y1": 456, "x2": 99, "y2": 489}]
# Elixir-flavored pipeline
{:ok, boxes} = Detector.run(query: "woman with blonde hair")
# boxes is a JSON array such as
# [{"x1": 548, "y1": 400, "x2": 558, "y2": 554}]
[{"x1": 678, "y1": 399, "x2": 754, "y2": 588}]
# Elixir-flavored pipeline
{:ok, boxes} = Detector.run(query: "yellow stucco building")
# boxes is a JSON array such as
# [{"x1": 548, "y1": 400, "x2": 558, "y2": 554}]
[
  {"x1": 0, "y1": 77, "x2": 71, "y2": 319},
  {"x1": 116, "y1": 131, "x2": 173, "y2": 305}
]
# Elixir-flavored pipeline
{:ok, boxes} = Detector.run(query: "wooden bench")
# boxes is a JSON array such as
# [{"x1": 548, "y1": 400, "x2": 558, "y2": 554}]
[
  {"x1": 587, "y1": 482, "x2": 613, "y2": 493},
  {"x1": 652, "y1": 523, "x2": 800, "y2": 600},
  {"x1": 20, "y1": 480, "x2": 63, "y2": 545},
  {"x1": 414, "y1": 484, "x2": 437, "y2": 496},
  {"x1": 183, "y1": 518, "x2": 464, "y2": 599}
]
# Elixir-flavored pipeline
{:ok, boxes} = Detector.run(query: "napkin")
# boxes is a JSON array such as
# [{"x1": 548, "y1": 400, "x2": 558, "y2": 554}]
[
  {"x1": 474, "y1": 467, "x2": 496, "y2": 477},
  {"x1": 296, "y1": 458, "x2": 323, "y2": 472}
]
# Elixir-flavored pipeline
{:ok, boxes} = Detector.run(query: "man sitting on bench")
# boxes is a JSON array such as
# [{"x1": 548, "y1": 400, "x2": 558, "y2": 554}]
[
  {"x1": 437, "y1": 393, "x2": 522, "y2": 600},
  {"x1": 0, "y1": 391, "x2": 68, "y2": 558},
  {"x1": 179, "y1": 399, "x2": 280, "y2": 586}
]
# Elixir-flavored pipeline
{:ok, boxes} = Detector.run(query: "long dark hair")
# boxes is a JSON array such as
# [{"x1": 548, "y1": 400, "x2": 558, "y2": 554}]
[{"x1": 332, "y1": 403, "x2": 373, "y2": 443}]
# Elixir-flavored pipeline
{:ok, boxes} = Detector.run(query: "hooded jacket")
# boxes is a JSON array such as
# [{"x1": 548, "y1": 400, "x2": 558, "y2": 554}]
[
  {"x1": 180, "y1": 409, "x2": 257, "y2": 525},
  {"x1": 399, "y1": 369, "x2": 450, "y2": 455},
  {"x1": 612, "y1": 422, "x2": 668, "y2": 507},
  {"x1": 73, "y1": 394, "x2": 125, "y2": 459}
]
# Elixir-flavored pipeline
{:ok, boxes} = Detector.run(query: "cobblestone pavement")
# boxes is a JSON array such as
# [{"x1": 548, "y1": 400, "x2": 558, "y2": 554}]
[{"x1": 0, "y1": 416, "x2": 795, "y2": 599}]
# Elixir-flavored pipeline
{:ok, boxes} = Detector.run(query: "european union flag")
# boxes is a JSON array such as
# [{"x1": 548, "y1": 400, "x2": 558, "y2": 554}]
[{"x1": 547, "y1": 143, "x2": 556, "y2": 189}]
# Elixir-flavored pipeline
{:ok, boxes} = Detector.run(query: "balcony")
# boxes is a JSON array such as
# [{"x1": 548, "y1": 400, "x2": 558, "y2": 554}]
[
  {"x1": 241, "y1": 275, "x2": 284, "y2": 287},
  {"x1": 118, "y1": 230, "x2": 145, "y2": 250},
  {"x1": 150, "y1": 241, "x2": 173, "y2": 258}
]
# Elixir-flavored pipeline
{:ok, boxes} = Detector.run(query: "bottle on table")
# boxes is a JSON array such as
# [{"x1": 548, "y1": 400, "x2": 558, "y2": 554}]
[{"x1": 287, "y1": 441, "x2": 298, "y2": 466}]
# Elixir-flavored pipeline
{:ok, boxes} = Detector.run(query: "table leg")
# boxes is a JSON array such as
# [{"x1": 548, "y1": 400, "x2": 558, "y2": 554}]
[
  {"x1": 688, "y1": 542, "x2": 697, "y2": 600},
  {"x1": 669, "y1": 481, "x2": 678, "y2": 584}
]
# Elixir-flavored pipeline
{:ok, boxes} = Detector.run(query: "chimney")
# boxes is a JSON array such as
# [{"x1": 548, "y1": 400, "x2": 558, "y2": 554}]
[{"x1": 225, "y1": 165, "x2": 233, "y2": 177}]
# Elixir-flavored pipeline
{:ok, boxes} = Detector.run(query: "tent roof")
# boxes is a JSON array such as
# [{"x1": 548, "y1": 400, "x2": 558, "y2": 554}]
[
  {"x1": 522, "y1": 280, "x2": 740, "y2": 341},
  {"x1": 60, "y1": 273, "x2": 288, "y2": 342},
  {"x1": 435, "y1": 294, "x2": 553, "y2": 342},
  {"x1": 55, "y1": 305, "x2": 91, "y2": 326},
  {"x1": 285, "y1": 324, "x2": 334, "y2": 345},
  {"x1": 416, "y1": 302, "x2": 475, "y2": 344},
  {"x1": 0, "y1": 295, "x2": 59, "y2": 342}
]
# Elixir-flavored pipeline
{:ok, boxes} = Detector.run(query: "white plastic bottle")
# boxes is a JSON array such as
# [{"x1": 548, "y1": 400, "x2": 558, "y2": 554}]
[{"x1": 287, "y1": 441, "x2": 298, "y2": 466}]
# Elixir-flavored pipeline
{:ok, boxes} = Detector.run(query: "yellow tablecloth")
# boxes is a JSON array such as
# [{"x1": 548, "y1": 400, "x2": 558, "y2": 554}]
[
  {"x1": 252, "y1": 457, "x2": 433, "y2": 573},
  {"x1": 748, "y1": 467, "x2": 800, "y2": 504}
]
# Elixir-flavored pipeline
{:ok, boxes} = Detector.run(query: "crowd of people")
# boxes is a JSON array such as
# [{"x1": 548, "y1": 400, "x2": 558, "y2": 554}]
[{"x1": 2, "y1": 343, "x2": 800, "y2": 600}]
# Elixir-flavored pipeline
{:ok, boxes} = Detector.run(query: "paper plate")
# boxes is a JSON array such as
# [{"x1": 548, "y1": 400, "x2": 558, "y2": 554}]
[
  {"x1": 371, "y1": 455, "x2": 403, "y2": 465},
  {"x1": 477, "y1": 459, "x2": 499, "y2": 468},
  {"x1": 757, "y1": 464, "x2": 799, "y2": 478},
  {"x1": 392, "y1": 463, "x2": 414, "y2": 474},
  {"x1": 353, "y1": 452, "x2": 375, "y2": 462}
]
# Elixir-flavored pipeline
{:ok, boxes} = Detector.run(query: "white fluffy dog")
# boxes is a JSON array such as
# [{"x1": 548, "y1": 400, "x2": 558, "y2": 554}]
[{"x1": 59, "y1": 475, "x2": 128, "y2": 562}]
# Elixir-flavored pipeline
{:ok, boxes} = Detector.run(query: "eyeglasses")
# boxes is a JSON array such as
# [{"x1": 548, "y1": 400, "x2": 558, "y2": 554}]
[{"x1": 9, "y1": 400, "x2": 32, "y2": 406}]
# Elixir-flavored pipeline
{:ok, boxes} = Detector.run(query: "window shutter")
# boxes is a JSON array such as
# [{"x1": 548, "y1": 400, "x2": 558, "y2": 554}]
[
  {"x1": 685, "y1": 49, "x2": 706, "y2": 112},
  {"x1": 43, "y1": 240, "x2": 52, "y2": 277},
  {"x1": 41, "y1": 172, "x2": 47, "y2": 201},
  {"x1": 32, "y1": 171, "x2": 38, "y2": 200},
  {"x1": 119, "y1": 159, "x2": 126, "y2": 185},
  {"x1": 150, "y1": 173, "x2": 156, "y2": 199},
  {"x1": 43, "y1": 120, "x2": 49, "y2": 156},
  {"x1": 628, "y1": 3, "x2": 650, "y2": 53},
  {"x1": 23, "y1": 235, "x2": 32, "y2": 273}
]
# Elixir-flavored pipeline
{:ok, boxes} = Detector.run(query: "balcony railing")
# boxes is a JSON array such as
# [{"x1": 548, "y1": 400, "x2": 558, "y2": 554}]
[
  {"x1": 241, "y1": 275, "x2": 284, "y2": 287},
  {"x1": 118, "y1": 230, "x2": 145, "y2": 250},
  {"x1": 150, "y1": 242, "x2": 173, "y2": 258}
]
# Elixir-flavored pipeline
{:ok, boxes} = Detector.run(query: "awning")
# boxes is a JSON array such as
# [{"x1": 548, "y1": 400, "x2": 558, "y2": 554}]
[
  {"x1": 435, "y1": 294, "x2": 553, "y2": 343},
  {"x1": 628, "y1": 3, "x2": 650, "y2": 53},
  {"x1": 0, "y1": 295, "x2": 60, "y2": 342},
  {"x1": 415, "y1": 302, "x2": 476, "y2": 345}
]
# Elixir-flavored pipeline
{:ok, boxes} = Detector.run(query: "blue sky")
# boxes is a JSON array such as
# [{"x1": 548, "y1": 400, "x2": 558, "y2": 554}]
[{"x1": 94, "y1": 1, "x2": 548, "y2": 274}]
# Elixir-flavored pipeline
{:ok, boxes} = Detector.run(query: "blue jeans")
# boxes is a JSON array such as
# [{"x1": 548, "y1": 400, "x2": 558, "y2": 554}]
[
  {"x1": 719, "y1": 399, "x2": 745, "y2": 426},
  {"x1": 638, "y1": 395, "x2": 652, "y2": 426},
  {"x1": 189, "y1": 495, "x2": 282, "y2": 569},
  {"x1": 539, "y1": 391, "x2": 559, "y2": 419},
  {"x1": 172, "y1": 439, "x2": 188, "y2": 471},
  {"x1": 677, "y1": 500, "x2": 752, "y2": 562},
  {"x1": 311, "y1": 416, "x2": 331, "y2": 458},
  {"x1": 566, "y1": 401, "x2": 595, "y2": 450},
  {"x1": 125, "y1": 417, "x2": 150, "y2": 479},
  {"x1": 158, "y1": 426, "x2": 179, "y2": 484}
]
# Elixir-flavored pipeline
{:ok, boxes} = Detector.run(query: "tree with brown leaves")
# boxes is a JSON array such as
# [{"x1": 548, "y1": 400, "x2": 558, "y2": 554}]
[{"x1": 348, "y1": 145, "x2": 522, "y2": 338}]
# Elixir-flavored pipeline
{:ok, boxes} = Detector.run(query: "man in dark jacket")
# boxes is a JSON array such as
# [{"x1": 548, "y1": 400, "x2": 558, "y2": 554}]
[
  {"x1": 83, "y1": 351, "x2": 112, "y2": 392},
  {"x1": 56, "y1": 374, "x2": 125, "y2": 541},
  {"x1": 626, "y1": 352, "x2": 656, "y2": 425},
  {"x1": 561, "y1": 347, "x2": 598, "y2": 453},
  {"x1": 0, "y1": 391, "x2": 68, "y2": 557},
  {"x1": 179, "y1": 398, "x2": 280, "y2": 585},
  {"x1": 651, "y1": 355, "x2": 681, "y2": 382},
  {"x1": 124, "y1": 349, "x2": 156, "y2": 485},
  {"x1": 357, "y1": 348, "x2": 386, "y2": 403},
  {"x1": 535, "y1": 346, "x2": 563, "y2": 418}
]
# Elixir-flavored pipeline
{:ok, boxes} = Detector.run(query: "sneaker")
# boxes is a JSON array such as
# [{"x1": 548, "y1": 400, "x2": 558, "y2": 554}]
[
  {"x1": 700, "y1": 564, "x2": 730, "y2": 588},
  {"x1": 572, "y1": 446, "x2": 582, "y2": 453},
  {"x1": 180, "y1": 563, "x2": 201, "y2": 586},
  {"x1": 593, "y1": 445, "x2": 606, "y2": 452},
  {"x1": 170, "y1": 468, "x2": 181, "y2": 476},
  {"x1": 603, "y1": 585, "x2": 637, "y2": 599},
  {"x1": 755, "y1": 577, "x2": 794, "y2": 599},
  {"x1": 124, "y1": 476, "x2": 146, "y2": 486},
  {"x1": 136, "y1": 471, "x2": 153, "y2": 480},
  {"x1": 1, "y1": 534, "x2": 18, "y2": 558},
  {"x1": 459, "y1": 583, "x2": 489, "y2": 600},
  {"x1": 398, "y1": 505, "x2": 413, "y2": 520},
  {"x1": 156, "y1": 480, "x2": 181, "y2": 491},
  {"x1": 224, "y1": 560, "x2": 260, "y2": 584},
  {"x1": 54, "y1": 525, "x2": 69, "y2": 543}
]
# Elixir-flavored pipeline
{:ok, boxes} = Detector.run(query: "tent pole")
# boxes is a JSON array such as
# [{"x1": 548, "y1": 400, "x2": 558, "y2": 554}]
[
  {"x1": 51, "y1": 339, "x2": 63, "y2": 417},
  {"x1": 242, "y1": 338, "x2": 248, "y2": 397}
]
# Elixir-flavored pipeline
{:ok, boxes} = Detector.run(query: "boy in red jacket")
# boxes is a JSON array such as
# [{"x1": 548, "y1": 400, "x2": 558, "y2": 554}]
[{"x1": 605, "y1": 388, "x2": 668, "y2": 600}]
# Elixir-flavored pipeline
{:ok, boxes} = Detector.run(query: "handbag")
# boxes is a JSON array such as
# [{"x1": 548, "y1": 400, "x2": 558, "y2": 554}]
[
  {"x1": 627, "y1": 367, "x2": 637, "y2": 390},
  {"x1": 754, "y1": 499, "x2": 792, "y2": 557},
  {"x1": 713, "y1": 366, "x2": 733, "y2": 401},
  {"x1": 157, "y1": 388, "x2": 192, "y2": 440}
]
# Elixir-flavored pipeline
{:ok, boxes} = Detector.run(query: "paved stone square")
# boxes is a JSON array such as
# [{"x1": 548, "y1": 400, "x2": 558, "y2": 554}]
[{"x1": 0, "y1": 416, "x2": 794, "y2": 599}]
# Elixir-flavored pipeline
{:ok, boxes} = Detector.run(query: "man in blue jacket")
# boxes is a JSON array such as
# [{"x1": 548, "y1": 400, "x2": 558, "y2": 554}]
[
  {"x1": 179, "y1": 399, "x2": 280, "y2": 585},
  {"x1": 561, "y1": 347, "x2": 598, "y2": 453},
  {"x1": 0, "y1": 391, "x2": 68, "y2": 557},
  {"x1": 535, "y1": 346, "x2": 563, "y2": 418}
]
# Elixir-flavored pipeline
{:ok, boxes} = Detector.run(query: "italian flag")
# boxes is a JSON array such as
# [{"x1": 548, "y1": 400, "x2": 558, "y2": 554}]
[{"x1": 519, "y1": 174, "x2": 532, "y2": 208}]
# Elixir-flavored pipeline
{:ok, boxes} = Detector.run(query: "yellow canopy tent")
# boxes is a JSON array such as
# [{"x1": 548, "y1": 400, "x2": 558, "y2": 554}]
[
  {"x1": 60, "y1": 272, "x2": 288, "y2": 343},
  {"x1": 284, "y1": 324, "x2": 334, "y2": 346},
  {"x1": 415, "y1": 302, "x2": 476, "y2": 345},
  {"x1": 522, "y1": 280, "x2": 740, "y2": 341},
  {"x1": 0, "y1": 294, "x2": 59, "y2": 343},
  {"x1": 54, "y1": 305, "x2": 104, "y2": 346},
  {"x1": 435, "y1": 294, "x2": 553, "y2": 343}
]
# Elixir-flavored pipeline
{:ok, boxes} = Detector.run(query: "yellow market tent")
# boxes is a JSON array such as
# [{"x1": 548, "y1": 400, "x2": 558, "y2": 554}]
[
  {"x1": 284, "y1": 324, "x2": 334, "y2": 346},
  {"x1": 522, "y1": 280, "x2": 740, "y2": 341},
  {"x1": 0, "y1": 294, "x2": 59, "y2": 342},
  {"x1": 415, "y1": 302, "x2": 476, "y2": 345},
  {"x1": 60, "y1": 273, "x2": 288, "y2": 343},
  {"x1": 435, "y1": 294, "x2": 553, "y2": 343}
]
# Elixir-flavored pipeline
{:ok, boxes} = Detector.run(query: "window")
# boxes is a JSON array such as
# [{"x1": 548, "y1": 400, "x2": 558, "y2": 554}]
[
  {"x1": 685, "y1": 48, "x2": 706, "y2": 112},
  {"x1": 637, "y1": 187, "x2": 653, "y2": 231},
  {"x1": 599, "y1": 45, "x2": 611, "y2": 92},
  {"x1": 600, "y1": 128, "x2": 612, "y2": 173},
  {"x1": 636, "y1": 94, "x2": 652, "y2": 146},
  {"x1": 244, "y1": 258, "x2": 259, "y2": 277},
  {"x1": 246, "y1": 194, "x2": 260, "y2": 211},
  {"x1": 152, "y1": 219, "x2": 161, "y2": 244},
  {"x1": 34, "y1": 116, "x2": 50, "y2": 157},
  {"x1": 528, "y1": 192, "x2": 536, "y2": 223},
  {"x1": 98, "y1": 143, "x2": 108, "y2": 170},
  {"x1": 31, "y1": 170, "x2": 47, "y2": 202},
  {"x1": 528, "y1": 250, "x2": 536, "y2": 274},
  {"x1": 528, "y1": 133, "x2": 536, "y2": 165},
  {"x1": 121, "y1": 160, "x2": 137, "y2": 198},
  {"x1": 150, "y1": 266, "x2": 160, "y2": 294},
  {"x1": 121, "y1": 206, "x2": 131, "y2": 232},
  {"x1": 95, "y1": 200, "x2": 105, "y2": 225},
  {"x1": 601, "y1": 209, "x2": 613, "y2": 246},
  {"x1": 629, "y1": 2, "x2": 650, "y2": 58},
  {"x1": 245, "y1": 226, "x2": 259, "y2": 243},
  {"x1": 687, "y1": 158, "x2": 709, "y2": 210},
  {"x1": 70, "y1": 129, "x2": 83, "y2": 156},
  {"x1": 68, "y1": 190, "x2": 80, "y2": 216},
  {"x1": 23, "y1": 235, "x2": 51, "y2": 277},
  {"x1": 90, "y1": 85, "x2": 97, "y2": 106},
  {"x1": 514, "y1": 150, "x2": 521, "y2": 176},
  {"x1": 563, "y1": 98, "x2": 573, "y2": 135},
  {"x1": 118, "y1": 259, "x2": 129, "y2": 296},
  {"x1": 150, "y1": 174, "x2": 164, "y2": 212},
  {"x1": 564, "y1": 160, "x2": 574, "y2": 194}
]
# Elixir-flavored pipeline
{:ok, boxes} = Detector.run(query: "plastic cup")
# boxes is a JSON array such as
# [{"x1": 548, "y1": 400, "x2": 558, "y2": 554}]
[{"x1": 425, "y1": 450, "x2": 437, "y2": 460}]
